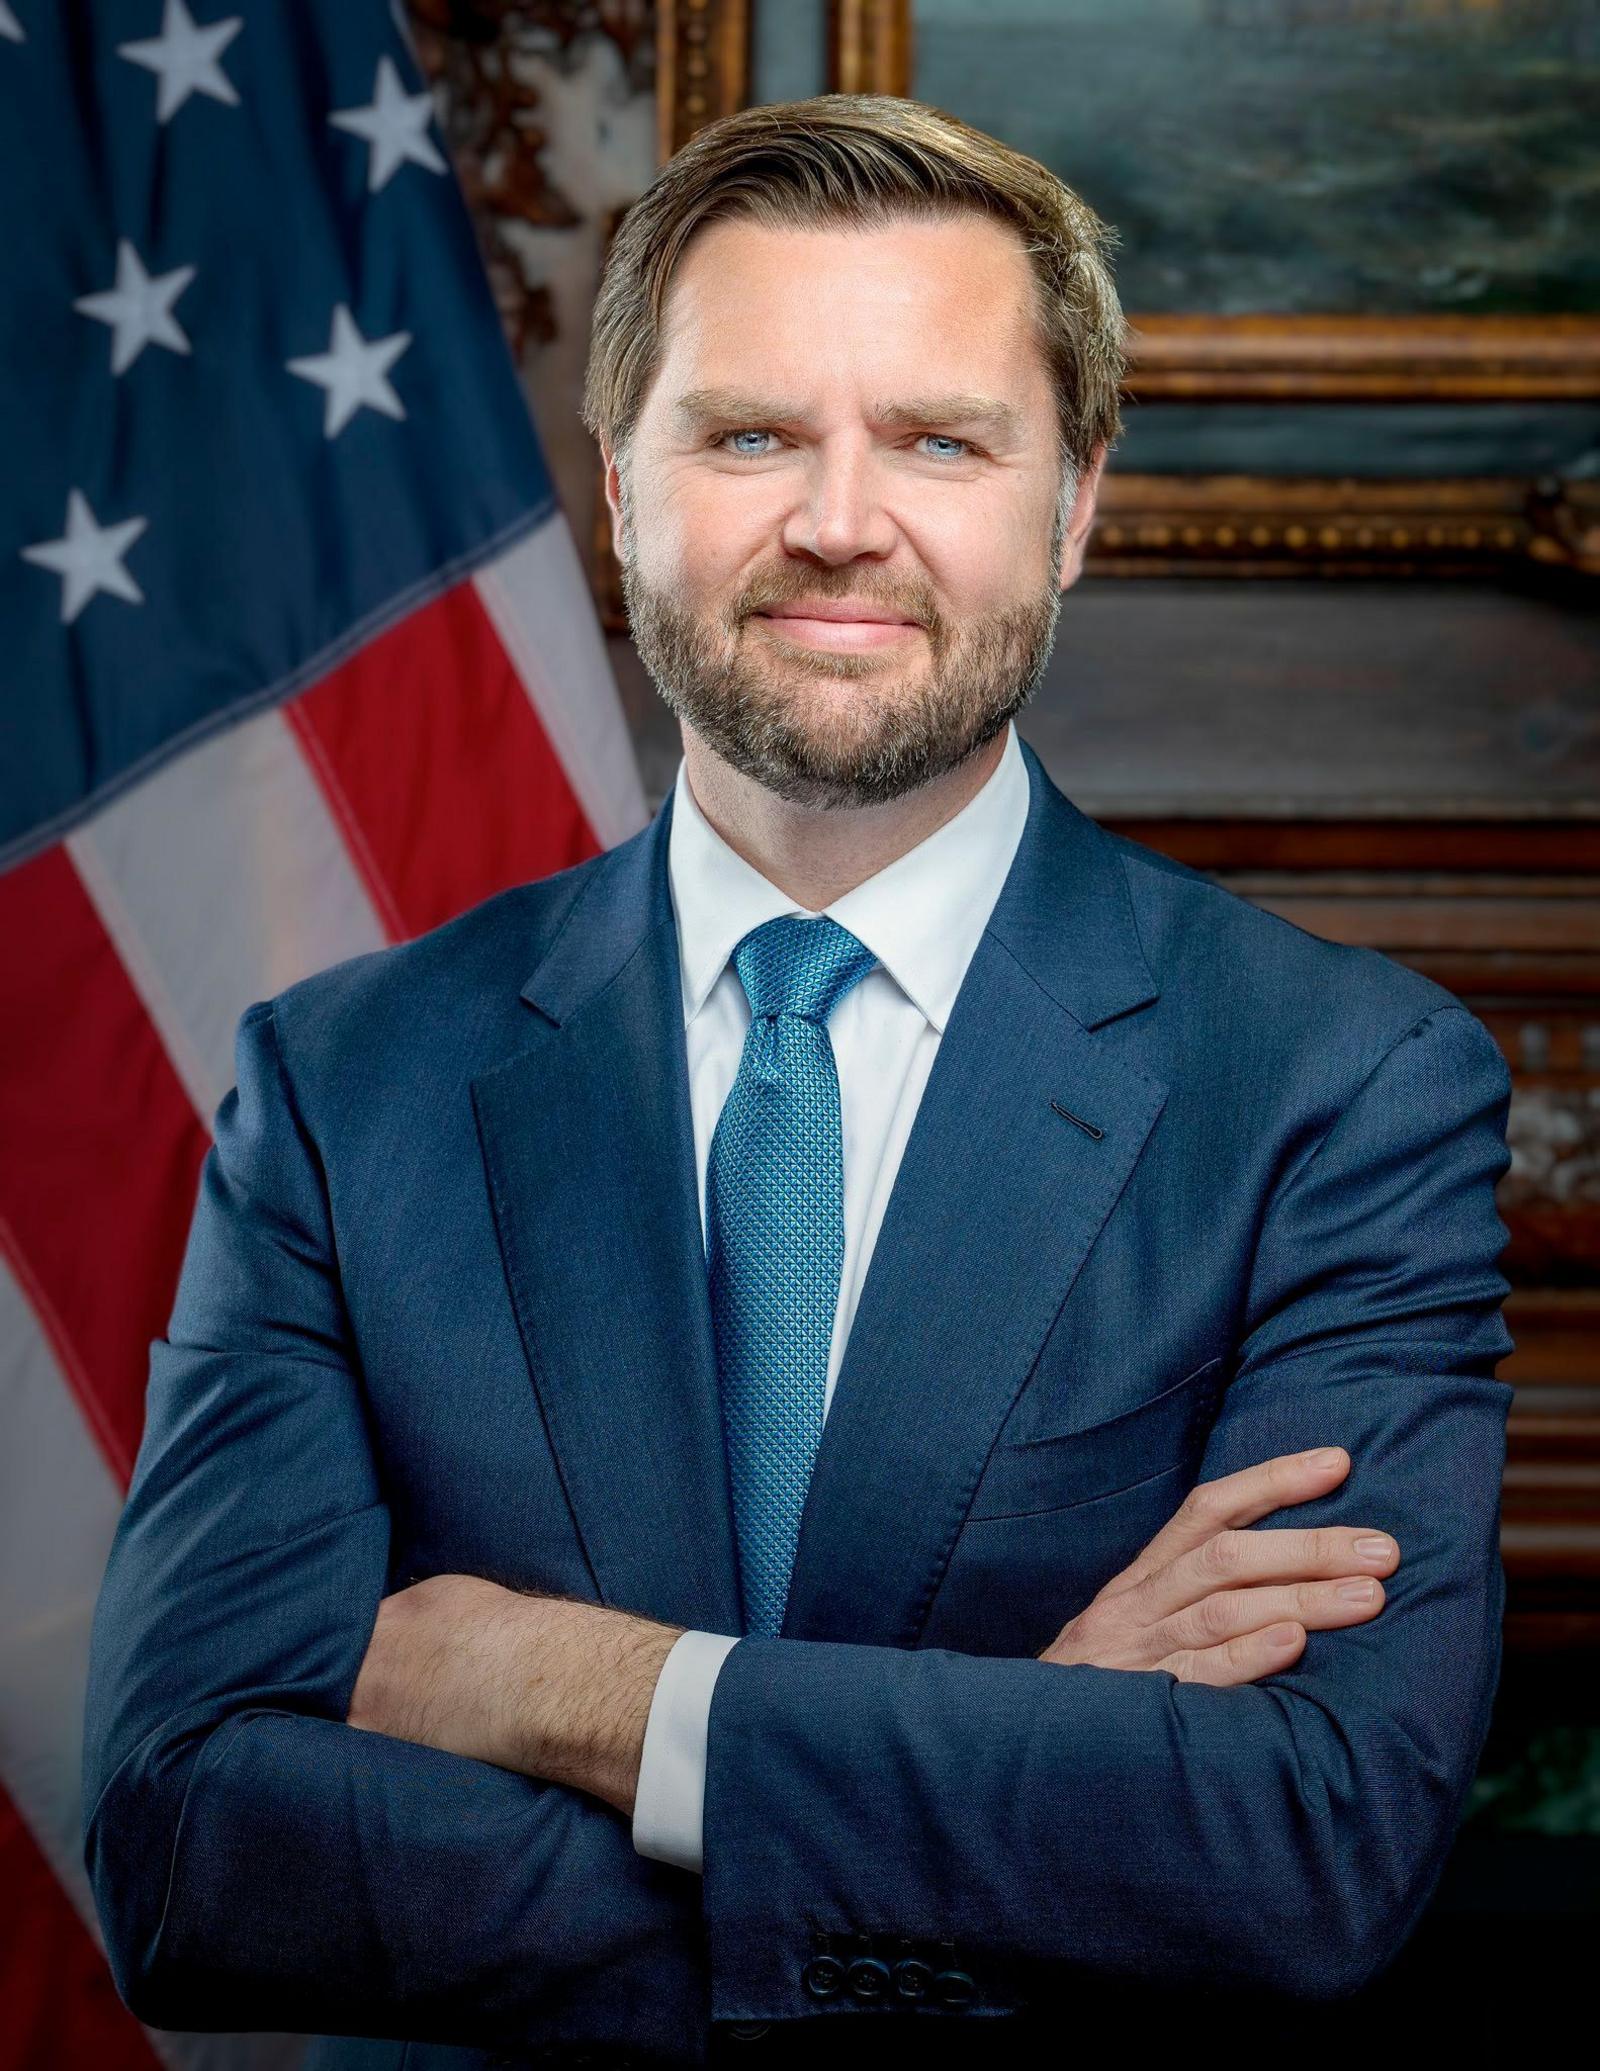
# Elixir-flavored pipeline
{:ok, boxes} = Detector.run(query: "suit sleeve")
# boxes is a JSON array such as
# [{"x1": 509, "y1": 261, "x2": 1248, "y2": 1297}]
[
  {"x1": 81, "y1": 1001, "x2": 713, "y2": 2066},
  {"x1": 696, "y1": 1004, "x2": 1517, "y2": 2021},
  {"x1": 633, "y1": 1631, "x2": 742, "y2": 1872}
]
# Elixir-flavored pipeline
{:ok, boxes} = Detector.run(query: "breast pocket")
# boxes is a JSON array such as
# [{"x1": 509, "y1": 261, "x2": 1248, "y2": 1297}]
[
  {"x1": 967, "y1": 1353, "x2": 1229, "y2": 1522},
  {"x1": 923, "y1": 1355, "x2": 1230, "y2": 1659}
]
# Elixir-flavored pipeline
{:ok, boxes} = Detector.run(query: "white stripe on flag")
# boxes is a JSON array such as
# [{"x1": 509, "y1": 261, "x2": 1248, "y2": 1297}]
[
  {"x1": 473, "y1": 511, "x2": 650, "y2": 852},
  {"x1": 0, "y1": 1251, "x2": 126, "y2": 1939},
  {"x1": 151, "y1": 2020, "x2": 313, "y2": 2071},
  {"x1": 65, "y1": 708, "x2": 389, "y2": 1122}
]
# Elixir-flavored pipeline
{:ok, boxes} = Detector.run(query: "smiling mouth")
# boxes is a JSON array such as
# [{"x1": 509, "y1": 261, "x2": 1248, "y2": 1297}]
[{"x1": 750, "y1": 610, "x2": 925, "y2": 652}]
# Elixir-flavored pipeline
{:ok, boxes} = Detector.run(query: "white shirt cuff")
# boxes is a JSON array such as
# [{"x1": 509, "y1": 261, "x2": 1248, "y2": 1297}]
[{"x1": 631, "y1": 1628, "x2": 741, "y2": 1873}]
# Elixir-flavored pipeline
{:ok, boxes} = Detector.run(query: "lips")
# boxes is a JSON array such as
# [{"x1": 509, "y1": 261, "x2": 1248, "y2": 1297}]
[{"x1": 757, "y1": 603, "x2": 920, "y2": 626}]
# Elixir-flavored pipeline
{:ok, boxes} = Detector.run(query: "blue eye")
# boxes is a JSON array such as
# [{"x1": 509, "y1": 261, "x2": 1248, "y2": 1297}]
[
  {"x1": 721, "y1": 429, "x2": 777, "y2": 457},
  {"x1": 716, "y1": 429, "x2": 975, "y2": 461}
]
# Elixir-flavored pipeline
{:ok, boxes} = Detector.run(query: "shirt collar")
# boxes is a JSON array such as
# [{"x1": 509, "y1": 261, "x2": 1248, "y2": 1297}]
[{"x1": 666, "y1": 720, "x2": 1030, "y2": 1035}]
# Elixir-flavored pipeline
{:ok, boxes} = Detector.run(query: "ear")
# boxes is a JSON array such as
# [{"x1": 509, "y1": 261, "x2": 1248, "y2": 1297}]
[
  {"x1": 1057, "y1": 442, "x2": 1109, "y2": 592},
  {"x1": 601, "y1": 443, "x2": 627, "y2": 564}
]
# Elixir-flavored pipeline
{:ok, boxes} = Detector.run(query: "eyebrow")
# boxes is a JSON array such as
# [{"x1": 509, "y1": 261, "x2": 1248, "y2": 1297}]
[{"x1": 672, "y1": 386, "x2": 1025, "y2": 441}]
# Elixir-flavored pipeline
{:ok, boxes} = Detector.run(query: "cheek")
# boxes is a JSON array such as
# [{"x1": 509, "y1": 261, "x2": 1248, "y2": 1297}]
[
  {"x1": 896, "y1": 495, "x2": 1036, "y2": 599},
  {"x1": 648, "y1": 475, "x2": 773, "y2": 592}
]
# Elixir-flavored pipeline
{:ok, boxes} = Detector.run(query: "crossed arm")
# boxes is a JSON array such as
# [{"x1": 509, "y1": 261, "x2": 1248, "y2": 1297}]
[
  {"x1": 338, "y1": 1439, "x2": 1408, "y2": 1830},
  {"x1": 342, "y1": 1570, "x2": 686, "y2": 1821},
  {"x1": 82, "y1": 995, "x2": 1517, "y2": 2056}
]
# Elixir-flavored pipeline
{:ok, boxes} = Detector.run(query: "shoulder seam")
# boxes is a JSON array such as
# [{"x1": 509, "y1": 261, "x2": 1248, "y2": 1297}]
[
  {"x1": 1279, "y1": 1003, "x2": 1479, "y2": 1203},
  {"x1": 247, "y1": 999, "x2": 334, "y2": 1209}
]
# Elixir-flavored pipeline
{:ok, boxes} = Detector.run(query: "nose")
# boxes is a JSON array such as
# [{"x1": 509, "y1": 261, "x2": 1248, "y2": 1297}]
[{"x1": 778, "y1": 434, "x2": 899, "y2": 565}]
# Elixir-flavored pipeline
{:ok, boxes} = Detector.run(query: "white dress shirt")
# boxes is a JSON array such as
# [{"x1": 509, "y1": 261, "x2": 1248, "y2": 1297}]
[{"x1": 630, "y1": 719, "x2": 1031, "y2": 1872}]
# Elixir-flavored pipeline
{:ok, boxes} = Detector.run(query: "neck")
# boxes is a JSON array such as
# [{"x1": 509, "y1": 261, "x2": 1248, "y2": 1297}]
[{"x1": 678, "y1": 724, "x2": 1010, "y2": 911}]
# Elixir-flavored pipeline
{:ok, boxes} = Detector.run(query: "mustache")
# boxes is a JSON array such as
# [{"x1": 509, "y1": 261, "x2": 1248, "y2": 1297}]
[{"x1": 737, "y1": 575, "x2": 936, "y2": 628}]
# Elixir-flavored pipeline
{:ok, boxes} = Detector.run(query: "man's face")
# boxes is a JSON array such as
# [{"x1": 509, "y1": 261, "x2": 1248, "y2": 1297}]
[{"x1": 606, "y1": 212, "x2": 1105, "y2": 809}]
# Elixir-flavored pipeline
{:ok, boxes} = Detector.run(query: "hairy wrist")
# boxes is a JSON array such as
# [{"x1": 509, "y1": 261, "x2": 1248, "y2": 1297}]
[{"x1": 509, "y1": 1594, "x2": 686, "y2": 1816}]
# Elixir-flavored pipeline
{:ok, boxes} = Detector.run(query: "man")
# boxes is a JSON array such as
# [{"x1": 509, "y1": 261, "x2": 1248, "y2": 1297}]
[{"x1": 84, "y1": 94, "x2": 1516, "y2": 2071}]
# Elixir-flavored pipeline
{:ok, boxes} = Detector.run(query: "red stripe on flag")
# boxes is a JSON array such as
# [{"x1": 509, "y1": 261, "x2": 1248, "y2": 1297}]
[
  {"x1": 0, "y1": 845, "x2": 209, "y2": 1486},
  {"x1": 0, "y1": 1781, "x2": 161, "y2": 2071},
  {"x1": 285, "y1": 576, "x2": 604, "y2": 942}
]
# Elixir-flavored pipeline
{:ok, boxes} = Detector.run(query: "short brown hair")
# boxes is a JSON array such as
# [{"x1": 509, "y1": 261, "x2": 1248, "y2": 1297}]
[{"x1": 582, "y1": 93, "x2": 1128, "y2": 484}]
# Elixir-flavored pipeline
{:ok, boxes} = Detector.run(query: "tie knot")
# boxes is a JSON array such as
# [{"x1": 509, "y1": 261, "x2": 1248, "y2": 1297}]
[{"x1": 732, "y1": 914, "x2": 878, "y2": 1025}]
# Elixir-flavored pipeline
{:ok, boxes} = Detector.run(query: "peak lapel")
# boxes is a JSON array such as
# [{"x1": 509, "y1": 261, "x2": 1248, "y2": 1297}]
[
  {"x1": 780, "y1": 740, "x2": 1169, "y2": 1645},
  {"x1": 470, "y1": 790, "x2": 744, "y2": 1635}
]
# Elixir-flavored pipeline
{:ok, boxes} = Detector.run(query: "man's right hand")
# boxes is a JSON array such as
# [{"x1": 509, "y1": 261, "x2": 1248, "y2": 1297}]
[{"x1": 1037, "y1": 1445, "x2": 1400, "y2": 1685}]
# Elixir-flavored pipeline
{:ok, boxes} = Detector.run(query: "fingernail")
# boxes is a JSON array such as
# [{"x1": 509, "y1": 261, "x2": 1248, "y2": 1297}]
[
  {"x1": 1267, "y1": 1624, "x2": 1300, "y2": 1647},
  {"x1": 1338, "y1": 1578, "x2": 1376, "y2": 1603},
  {"x1": 1305, "y1": 1448, "x2": 1345, "y2": 1469},
  {"x1": 1355, "y1": 1535, "x2": 1394, "y2": 1562}
]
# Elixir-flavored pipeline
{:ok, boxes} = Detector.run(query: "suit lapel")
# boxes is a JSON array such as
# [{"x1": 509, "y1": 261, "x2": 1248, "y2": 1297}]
[
  {"x1": 471, "y1": 739, "x2": 1167, "y2": 1650},
  {"x1": 470, "y1": 793, "x2": 744, "y2": 1635},
  {"x1": 780, "y1": 741, "x2": 1168, "y2": 1644}
]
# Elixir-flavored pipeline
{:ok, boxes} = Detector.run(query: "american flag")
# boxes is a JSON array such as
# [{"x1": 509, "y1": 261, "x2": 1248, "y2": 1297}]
[{"x1": 0, "y1": 4, "x2": 646, "y2": 2065}]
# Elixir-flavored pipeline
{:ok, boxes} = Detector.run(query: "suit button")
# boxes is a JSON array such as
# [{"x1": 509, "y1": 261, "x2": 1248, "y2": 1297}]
[
  {"x1": 846, "y1": 1956, "x2": 891, "y2": 2002},
  {"x1": 726, "y1": 2022, "x2": 770, "y2": 2041},
  {"x1": 802, "y1": 1953, "x2": 847, "y2": 1999},
  {"x1": 891, "y1": 1958, "x2": 934, "y2": 2001},
  {"x1": 931, "y1": 1968, "x2": 978, "y2": 2009}
]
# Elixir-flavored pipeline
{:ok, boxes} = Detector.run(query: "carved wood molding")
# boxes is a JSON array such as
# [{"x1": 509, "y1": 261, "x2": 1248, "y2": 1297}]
[
  {"x1": 656, "y1": 0, "x2": 750, "y2": 159},
  {"x1": 1097, "y1": 824, "x2": 1600, "y2": 864},
  {"x1": 1125, "y1": 313, "x2": 1600, "y2": 403},
  {"x1": 1090, "y1": 474, "x2": 1600, "y2": 579},
  {"x1": 1502, "y1": 1288, "x2": 1600, "y2": 1655}
]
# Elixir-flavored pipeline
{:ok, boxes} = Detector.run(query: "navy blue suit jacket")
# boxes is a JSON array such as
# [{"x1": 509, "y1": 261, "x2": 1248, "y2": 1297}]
[{"x1": 82, "y1": 738, "x2": 1516, "y2": 2069}]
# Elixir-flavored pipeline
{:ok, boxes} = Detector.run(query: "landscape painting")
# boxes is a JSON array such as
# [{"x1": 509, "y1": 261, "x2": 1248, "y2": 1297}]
[{"x1": 910, "y1": 0, "x2": 1600, "y2": 317}]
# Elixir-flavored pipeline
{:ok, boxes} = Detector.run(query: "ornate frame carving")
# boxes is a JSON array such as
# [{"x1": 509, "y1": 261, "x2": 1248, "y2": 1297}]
[{"x1": 657, "y1": 0, "x2": 751, "y2": 157}]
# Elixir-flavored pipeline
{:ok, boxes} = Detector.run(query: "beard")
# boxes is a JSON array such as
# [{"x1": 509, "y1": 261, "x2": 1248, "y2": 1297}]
[{"x1": 618, "y1": 497, "x2": 1067, "y2": 810}]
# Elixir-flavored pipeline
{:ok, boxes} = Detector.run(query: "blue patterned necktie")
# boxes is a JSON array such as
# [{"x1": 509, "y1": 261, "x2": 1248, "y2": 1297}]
[{"x1": 707, "y1": 913, "x2": 880, "y2": 1636}]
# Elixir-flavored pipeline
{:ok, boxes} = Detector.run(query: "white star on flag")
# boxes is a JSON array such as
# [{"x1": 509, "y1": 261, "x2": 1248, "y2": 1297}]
[
  {"x1": 287, "y1": 303, "x2": 412, "y2": 438},
  {"x1": 0, "y1": 5, "x2": 24, "y2": 46},
  {"x1": 74, "y1": 239, "x2": 197, "y2": 376},
  {"x1": 22, "y1": 490, "x2": 149, "y2": 625},
  {"x1": 118, "y1": 0, "x2": 242, "y2": 124},
  {"x1": 329, "y1": 54, "x2": 446, "y2": 192}
]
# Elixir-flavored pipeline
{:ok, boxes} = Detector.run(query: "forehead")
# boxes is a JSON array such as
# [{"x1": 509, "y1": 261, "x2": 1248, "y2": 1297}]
[{"x1": 648, "y1": 212, "x2": 1047, "y2": 412}]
